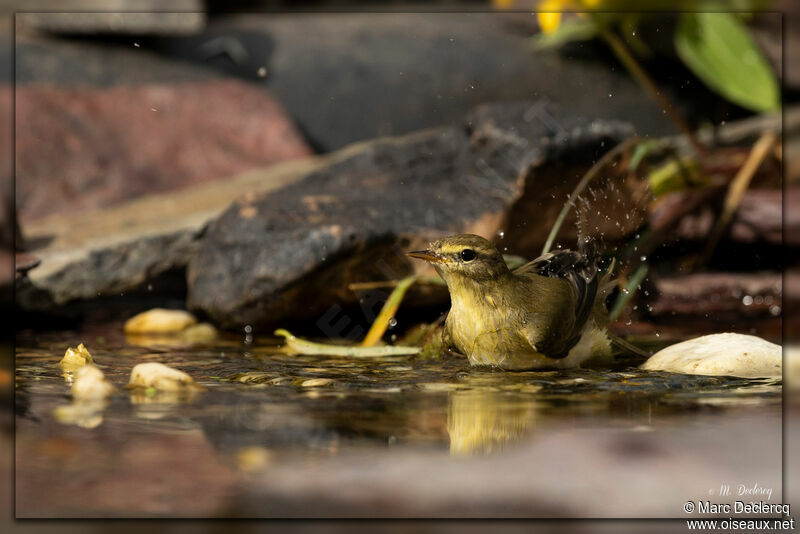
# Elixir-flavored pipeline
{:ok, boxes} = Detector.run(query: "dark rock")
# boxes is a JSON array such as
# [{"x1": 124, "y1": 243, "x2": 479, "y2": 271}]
[
  {"x1": 147, "y1": 12, "x2": 727, "y2": 152},
  {"x1": 187, "y1": 102, "x2": 635, "y2": 329},
  {"x1": 13, "y1": 30, "x2": 218, "y2": 87},
  {"x1": 15, "y1": 156, "x2": 323, "y2": 312},
  {"x1": 17, "y1": 8, "x2": 205, "y2": 36},
  {"x1": 13, "y1": 79, "x2": 312, "y2": 222}
]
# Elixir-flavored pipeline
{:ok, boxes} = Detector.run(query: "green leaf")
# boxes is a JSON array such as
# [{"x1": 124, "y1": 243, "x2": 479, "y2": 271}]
[
  {"x1": 647, "y1": 156, "x2": 706, "y2": 196},
  {"x1": 674, "y1": 12, "x2": 779, "y2": 112},
  {"x1": 533, "y1": 18, "x2": 600, "y2": 50},
  {"x1": 629, "y1": 139, "x2": 661, "y2": 171}
]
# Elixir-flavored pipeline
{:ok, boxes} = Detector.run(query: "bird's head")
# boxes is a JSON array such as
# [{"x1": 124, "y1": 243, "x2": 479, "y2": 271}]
[{"x1": 407, "y1": 234, "x2": 509, "y2": 283}]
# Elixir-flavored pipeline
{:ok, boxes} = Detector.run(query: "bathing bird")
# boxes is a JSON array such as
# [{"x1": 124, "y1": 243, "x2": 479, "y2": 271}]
[{"x1": 408, "y1": 234, "x2": 645, "y2": 370}]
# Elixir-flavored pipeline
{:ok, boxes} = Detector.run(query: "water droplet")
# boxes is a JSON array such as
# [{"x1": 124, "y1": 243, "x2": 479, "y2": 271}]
[
  {"x1": 742, "y1": 295, "x2": 754, "y2": 306},
  {"x1": 497, "y1": 230, "x2": 505, "y2": 239},
  {"x1": 133, "y1": 42, "x2": 140, "y2": 47},
  {"x1": 388, "y1": 317, "x2": 398, "y2": 329},
  {"x1": 655, "y1": 332, "x2": 661, "y2": 338},
  {"x1": 257, "y1": 66, "x2": 267, "y2": 77},
  {"x1": 244, "y1": 325, "x2": 253, "y2": 334},
  {"x1": 770, "y1": 305, "x2": 781, "y2": 316},
  {"x1": 640, "y1": 256, "x2": 647, "y2": 262}
]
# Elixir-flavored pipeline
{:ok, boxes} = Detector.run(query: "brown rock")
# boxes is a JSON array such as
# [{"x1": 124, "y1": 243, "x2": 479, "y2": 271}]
[
  {"x1": 13, "y1": 80, "x2": 312, "y2": 222},
  {"x1": 187, "y1": 102, "x2": 636, "y2": 329},
  {"x1": 673, "y1": 188, "x2": 793, "y2": 246},
  {"x1": 647, "y1": 272, "x2": 782, "y2": 321}
]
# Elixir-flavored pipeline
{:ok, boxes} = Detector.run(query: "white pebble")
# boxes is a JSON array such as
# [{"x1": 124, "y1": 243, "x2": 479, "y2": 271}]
[{"x1": 641, "y1": 333, "x2": 781, "y2": 378}]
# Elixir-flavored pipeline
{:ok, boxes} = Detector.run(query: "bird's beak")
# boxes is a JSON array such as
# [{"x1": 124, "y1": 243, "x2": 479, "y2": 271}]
[{"x1": 407, "y1": 249, "x2": 445, "y2": 264}]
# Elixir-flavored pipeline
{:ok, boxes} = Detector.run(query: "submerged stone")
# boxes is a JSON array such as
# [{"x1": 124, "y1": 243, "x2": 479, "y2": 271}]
[{"x1": 640, "y1": 333, "x2": 781, "y2": 379}]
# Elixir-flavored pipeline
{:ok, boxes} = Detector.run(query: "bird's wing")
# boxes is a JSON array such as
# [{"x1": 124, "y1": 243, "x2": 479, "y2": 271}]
[{"x1": 515, "y1": 243, "x2": 598, "y2": 329}]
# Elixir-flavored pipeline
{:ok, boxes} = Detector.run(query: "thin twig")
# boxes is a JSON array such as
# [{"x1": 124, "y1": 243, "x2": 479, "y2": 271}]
[
  {"x1": 542, "y1": 136, "x2": 639, "y2": 256},
  {"x1": 701, "y1": 131, "x2": 778, "y2": 265},
  {"x1": 601, "y1": 28, "x2": 707, "y2": 157}
]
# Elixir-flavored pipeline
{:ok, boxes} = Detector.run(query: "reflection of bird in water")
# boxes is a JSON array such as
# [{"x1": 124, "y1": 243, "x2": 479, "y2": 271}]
[{"x1": 447, "y1": 389, "x2": 539, "y2": 456}]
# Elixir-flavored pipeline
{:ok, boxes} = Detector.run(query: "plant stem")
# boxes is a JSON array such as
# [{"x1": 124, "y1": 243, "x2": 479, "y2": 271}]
[
  {"x1": 609, "y1": 263, "x2": 648, "y2": 322},
  {"x1": 542, "y1": 137, "x2": 638, "y2": 256},
  {"x1": 601, "y1": 28, "x2": 707, "y2": 157}
]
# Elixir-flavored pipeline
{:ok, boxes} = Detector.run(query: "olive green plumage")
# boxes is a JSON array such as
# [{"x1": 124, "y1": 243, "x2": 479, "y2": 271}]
[{"x1": 409, "y1": 234, "x2": 643, "y2": 370}]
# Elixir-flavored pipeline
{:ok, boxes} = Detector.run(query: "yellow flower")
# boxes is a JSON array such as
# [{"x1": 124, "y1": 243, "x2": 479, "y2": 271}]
[
  {"x1": 537, "y1": 0, "x2": 567, "y2": 34},
  {"x1": 537, "y1": 0, "x2": 602, "y2": 34},
  {"x1": 492, "y1": 0, "x2": 516, "y2": 9}
]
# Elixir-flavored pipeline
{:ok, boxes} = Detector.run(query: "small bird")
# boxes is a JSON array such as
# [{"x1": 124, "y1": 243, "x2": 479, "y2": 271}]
[{"x1": 408, "y1": 234, "x2": 645, "y2": 370}]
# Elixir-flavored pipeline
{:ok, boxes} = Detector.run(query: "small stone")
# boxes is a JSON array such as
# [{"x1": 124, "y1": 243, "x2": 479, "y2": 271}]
[
  {"x1": 124, "y1": 308, "x2": 197, "y2": 334},
  {"x1": 71, "y1": 365, "x2": 115, "y2": 400},
  {"x1": 127, "y1": 362, "x2": 199, "y2": 391},
  {"x1": 180, "y1": 323, "x2": 218, "y2": 343},
  {"x1": 59, "y1": 343, "x2": 94, "y2": 371},
  {"x1": 641, "y1": 333, "x2": 781, "y2": 378}
]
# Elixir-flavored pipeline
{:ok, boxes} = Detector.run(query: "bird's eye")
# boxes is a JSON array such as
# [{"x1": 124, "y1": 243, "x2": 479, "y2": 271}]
[{"x1": 460, "y1": 249, "x2": 476, "y2": 262}]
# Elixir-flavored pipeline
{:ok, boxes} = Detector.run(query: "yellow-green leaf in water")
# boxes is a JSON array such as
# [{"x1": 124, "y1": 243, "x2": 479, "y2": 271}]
[{"x1": 274, "y1": 329, "x2": 420, "y2": 357}]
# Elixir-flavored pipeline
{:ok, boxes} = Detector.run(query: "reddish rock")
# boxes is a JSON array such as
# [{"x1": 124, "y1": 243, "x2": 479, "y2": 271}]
[{"x1": 12, "y1": 80, "x2": 312, "y2": 222}]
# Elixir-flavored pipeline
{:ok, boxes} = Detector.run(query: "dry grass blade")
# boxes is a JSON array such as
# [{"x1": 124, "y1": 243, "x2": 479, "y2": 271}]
[{"x1": 702, "y1": 131, "x2": 778, "y2": 265}]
